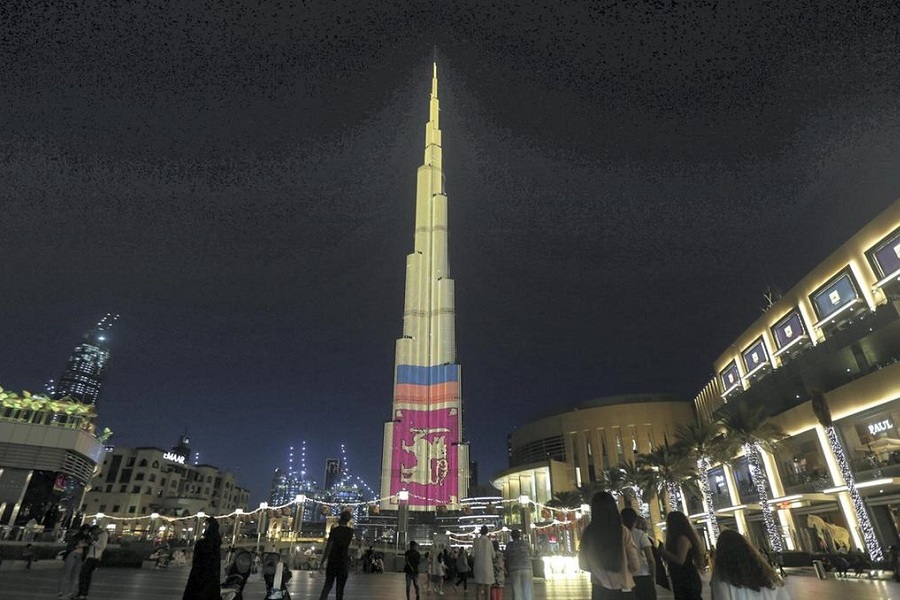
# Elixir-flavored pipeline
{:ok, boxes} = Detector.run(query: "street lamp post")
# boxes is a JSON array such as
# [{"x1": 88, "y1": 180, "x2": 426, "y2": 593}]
[
  {"x1": 519, "y1": 495, "x2": 533, "y2": 549},
  {"x1": 398, "y1": 490, "x2": 409, "y2": 552},
  {"x1": 294, "y1": 495, "x2": 307, "y2": 540},
  {"x1": 195, "y1": 511, "x2": 206, "y2": 543},
  {"x1": 150, "y1": 512, "x2": 160, "y2": 543},
  {"x1": 255, "y1": 502, "x2": 268, "y2": 555},
  {"x1": 231, "y1": 508, "x2": 243, "y2": 548}
]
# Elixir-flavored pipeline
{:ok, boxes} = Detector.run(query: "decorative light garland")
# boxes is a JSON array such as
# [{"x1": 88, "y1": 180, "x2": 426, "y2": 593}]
[
  {"x1": 696, "y1": 456, "x2": 720, "y2": 542},
  {"x1": 824, "y1": 425, "x2": 882, "y2": 561},
  {"x1": 0, "y1": 388, "x2": 97, "y2": 417},
  {"x1": 745, "y1": 442, "x2": 782, "y2": 552}
]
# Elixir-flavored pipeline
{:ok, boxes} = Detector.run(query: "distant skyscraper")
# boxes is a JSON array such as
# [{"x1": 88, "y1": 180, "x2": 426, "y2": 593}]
[
  {"x1": 52, "y1": 313, "x2": 119, "y2": 405},
  {"x1": 380, "y1": 63, "x2": 468, "y2": 510},
  {"x1": 324, "y1": 458, "x2": 342, "y2": 491}
]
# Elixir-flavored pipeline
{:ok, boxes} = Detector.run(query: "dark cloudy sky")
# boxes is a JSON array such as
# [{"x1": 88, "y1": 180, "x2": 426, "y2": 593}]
[{"x1": 2, "y1": 1, "x2": 899, "y2": 503}]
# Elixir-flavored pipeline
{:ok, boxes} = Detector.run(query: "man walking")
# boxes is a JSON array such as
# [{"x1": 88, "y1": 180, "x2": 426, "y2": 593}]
[
  {"x1": 404, "y1": 540, "x2": 422, "y2": 600},
  {"x1": 77, "y1": 525, "x2": 108, "y2": 599},
  {"x1": 318, "y1": 511, "x2": 354, "y2": 600},
  {"x1": 505, "y1": 529, "x2": 533, "y2": 600}
]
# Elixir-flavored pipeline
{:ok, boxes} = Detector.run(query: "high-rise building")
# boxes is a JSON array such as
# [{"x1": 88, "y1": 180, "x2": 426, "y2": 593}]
[
  {"x1": 324, "y1": 458, "x2": 342, "y2": 491},
  {"x1": 380, "y1": 64, "x2": 468, "y2": 511},
  {"x1": 52, "y1": 313, "x2": 119, "y2": 405}
]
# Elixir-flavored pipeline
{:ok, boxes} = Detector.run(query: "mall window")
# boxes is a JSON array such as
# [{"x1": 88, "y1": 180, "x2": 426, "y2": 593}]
[
  {"x1": 836, "y1": 400, "x2": 900, "y2": 481},
  {"x1": 776, "y1": 429, "x2": 830, "y2": 493},
  {"x1": 810, "y1": 268, "x2": 864, "y2": 329},
  {"x1": 866, "y1": 225, "x2": 900, "y2": 297},
  {"x1": 113, "y1": 505, "x2": 120, "y2": 512}
]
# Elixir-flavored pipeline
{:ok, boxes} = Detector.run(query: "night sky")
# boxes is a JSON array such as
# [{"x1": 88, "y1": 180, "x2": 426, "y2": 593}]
[{"x1": 2, "y1": 1, "x2": 900, "y2": 503}]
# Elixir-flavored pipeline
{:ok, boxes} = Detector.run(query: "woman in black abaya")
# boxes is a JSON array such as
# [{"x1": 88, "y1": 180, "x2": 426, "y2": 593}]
[{"x1": 183, "y1": 517, "x2": 222, "y2": 600}]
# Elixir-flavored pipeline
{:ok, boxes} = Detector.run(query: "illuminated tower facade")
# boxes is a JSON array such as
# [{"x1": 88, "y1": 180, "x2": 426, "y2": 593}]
[
  {"x1": 51, "y1": 313, "x2": 118, "y2": 405},
  {"x1": 380, "y1": 64, "x2": 469, "y2": 510}
]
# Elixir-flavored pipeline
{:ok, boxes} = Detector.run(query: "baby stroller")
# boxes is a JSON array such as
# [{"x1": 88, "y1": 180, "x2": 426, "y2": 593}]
[
  {"x1": 221, "y1": 549, "x2": 254, "y2": 600},
  {"x1": 262, "y1": 551, "x2": 292, "y2": 600}
]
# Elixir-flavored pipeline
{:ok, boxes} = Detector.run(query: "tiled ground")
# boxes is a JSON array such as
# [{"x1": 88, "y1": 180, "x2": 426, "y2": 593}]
[{"x1": 1, "y1": 565, "x2": 899, "y2": 599}]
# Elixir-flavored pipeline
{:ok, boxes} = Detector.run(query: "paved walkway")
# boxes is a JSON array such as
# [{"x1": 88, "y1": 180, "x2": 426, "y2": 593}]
[{"x1": 1, "y1": 567, "x2": 900, "y2": 599}]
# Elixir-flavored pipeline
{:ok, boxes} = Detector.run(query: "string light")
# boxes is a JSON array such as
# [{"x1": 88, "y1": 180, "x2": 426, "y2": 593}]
[
  {"x1": 696, "y1": 456, "x2": 720, "y2": 541},
  {"x1": 745, "y1": 442, "x2": 782, "y2": 552},
  {"x1": 823, "y1": 425, "x2": 882, "y2": 561}
]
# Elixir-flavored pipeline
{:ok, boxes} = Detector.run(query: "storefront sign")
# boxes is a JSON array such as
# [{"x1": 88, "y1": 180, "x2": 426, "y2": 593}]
[{"x1": 868, "y1": 419, "x2": 894, "y2": 436}]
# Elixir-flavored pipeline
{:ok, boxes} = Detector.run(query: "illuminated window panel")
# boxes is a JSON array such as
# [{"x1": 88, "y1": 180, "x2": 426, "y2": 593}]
[
  {"x1": 810, "y1": 269, "x2": 864, "y2": 329},
  {"x1": 867, "y1": 225, "x2": 900, "y2": 291}
]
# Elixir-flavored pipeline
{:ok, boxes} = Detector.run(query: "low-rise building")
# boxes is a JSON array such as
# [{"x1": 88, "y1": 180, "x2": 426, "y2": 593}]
[
  {"x1": 0, "y1": 390, "x2": 106, "y2": 538},
  {"x1": 83, "y1": 435, "x2": 249, "y2": 539}
]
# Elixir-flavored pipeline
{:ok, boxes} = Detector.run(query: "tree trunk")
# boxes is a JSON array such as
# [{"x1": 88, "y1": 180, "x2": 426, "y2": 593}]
[
  {"x1": 745, "y1": 442, "x2": 782, "y2": 552},
  {"x1": 665, "y1": 481, "x2": 682, "y2": 514},
  {"x1": 823, "y1": 425, "x2": 883, "y2": 560},
  {"x1": 697, "y1": 456, "x2": 720, "y2": 542}
]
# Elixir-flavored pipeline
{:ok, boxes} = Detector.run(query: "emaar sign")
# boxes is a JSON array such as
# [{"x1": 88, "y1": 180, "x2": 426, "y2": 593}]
[{"x1": 163, "y1": 451, "x2": 186, "y2": 464}]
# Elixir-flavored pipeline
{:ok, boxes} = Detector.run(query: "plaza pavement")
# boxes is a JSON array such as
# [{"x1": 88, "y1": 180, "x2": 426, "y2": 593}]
[{"x1": 1, "y1": 566, "x2": 899, "y2": 600}]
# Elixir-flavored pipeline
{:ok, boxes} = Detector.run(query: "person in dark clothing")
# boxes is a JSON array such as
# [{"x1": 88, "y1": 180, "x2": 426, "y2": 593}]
[
  {"x1": 454, "y1": 548, "x2": 471, "y2": 591},
  {"x1": 659, "y1": 512, "x2": 704, "y2": 600},
  {"x1": 404, "y1": 540, "x2": 422, "y2": 600},
  {"x1": 318, "y1": 511, "x2": 354, "y2": 600},
  {"x1": 22, "y1": 544, "x2": 35, "y2": 569},
  {"x1": 77, "y1": 525, "x2": 109, "y2": 599},
  {"x1": 182, "y1": 517, "x2": 222, "y2": 600}
]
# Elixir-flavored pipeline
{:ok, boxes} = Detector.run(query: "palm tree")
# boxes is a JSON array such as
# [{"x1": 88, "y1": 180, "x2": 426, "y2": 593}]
[
  {"x1": 720, "y1": 400, "x2": 786, "y2": 552},
  {"x1": 812, "y1": 392, "x2": 883, "y2": 560},
  {"x1": 638, "y1": 443, "x2": 694, "y2": 513},
  {"x1": 676, "y1": 420, "x2": 727, "y2": 542},
  {"x1": 619, "y1": 461, "x2": 654, "y2": 515},
  {"x1": 546, "y1": 490, "x2": 584, "y2": 510}
]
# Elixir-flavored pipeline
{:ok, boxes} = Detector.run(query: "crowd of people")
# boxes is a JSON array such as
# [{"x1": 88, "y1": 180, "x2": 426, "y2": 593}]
[
  {"x1": 578, "y1": 491, "x2": 792, "y2": 600},
  {"x1": 34, "y1": 492, "x2": 834, "y2": 600}
]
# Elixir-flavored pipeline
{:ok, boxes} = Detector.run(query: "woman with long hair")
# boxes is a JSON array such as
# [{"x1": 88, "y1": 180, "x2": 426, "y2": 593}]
[
  {"x1": 711, "y1": 530, "x2": 790, "y2": 599},
  {"x1": 578, "y1": 492, "x2": 639, "y2": 599},
  {"x1": 659, "y1": 511, "x2": 704, "y2": 600}
]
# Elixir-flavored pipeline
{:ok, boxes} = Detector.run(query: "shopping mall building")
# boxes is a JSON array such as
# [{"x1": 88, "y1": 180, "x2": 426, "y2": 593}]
[
  {"x1": 492, "y1": 394, "x2": 696, "y2": 535},
  {"x1": 693, "y1": 199, "x2": 900, "y2": 553},
  {"x1": 491, "y1": 200, "x2": 900, "y2": 557}
]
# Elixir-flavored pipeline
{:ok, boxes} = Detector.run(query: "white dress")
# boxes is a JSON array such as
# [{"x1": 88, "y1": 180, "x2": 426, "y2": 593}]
[
  {"x1": 710, "y1": 578, "x2": 791, "y2": 600},
  {"x1": 472, "y1": 536, "x2": 496, "y2": 585}
]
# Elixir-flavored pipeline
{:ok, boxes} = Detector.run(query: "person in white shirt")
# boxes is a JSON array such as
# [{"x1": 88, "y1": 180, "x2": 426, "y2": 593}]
[
  {"x1": 578, "y1": 492, "x2": 639, "y2": 599},
  {"x1": 710, "y1": 530, "x2": 791, "y2": 600},
  {"x1": 621, "y1": 508, "x2": 656, "y2": 600}
]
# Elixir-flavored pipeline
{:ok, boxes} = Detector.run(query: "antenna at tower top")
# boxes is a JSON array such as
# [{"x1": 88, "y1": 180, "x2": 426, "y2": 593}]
[{"x1": 95, "y1": 313, "x2": 120, "y2": 332}]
